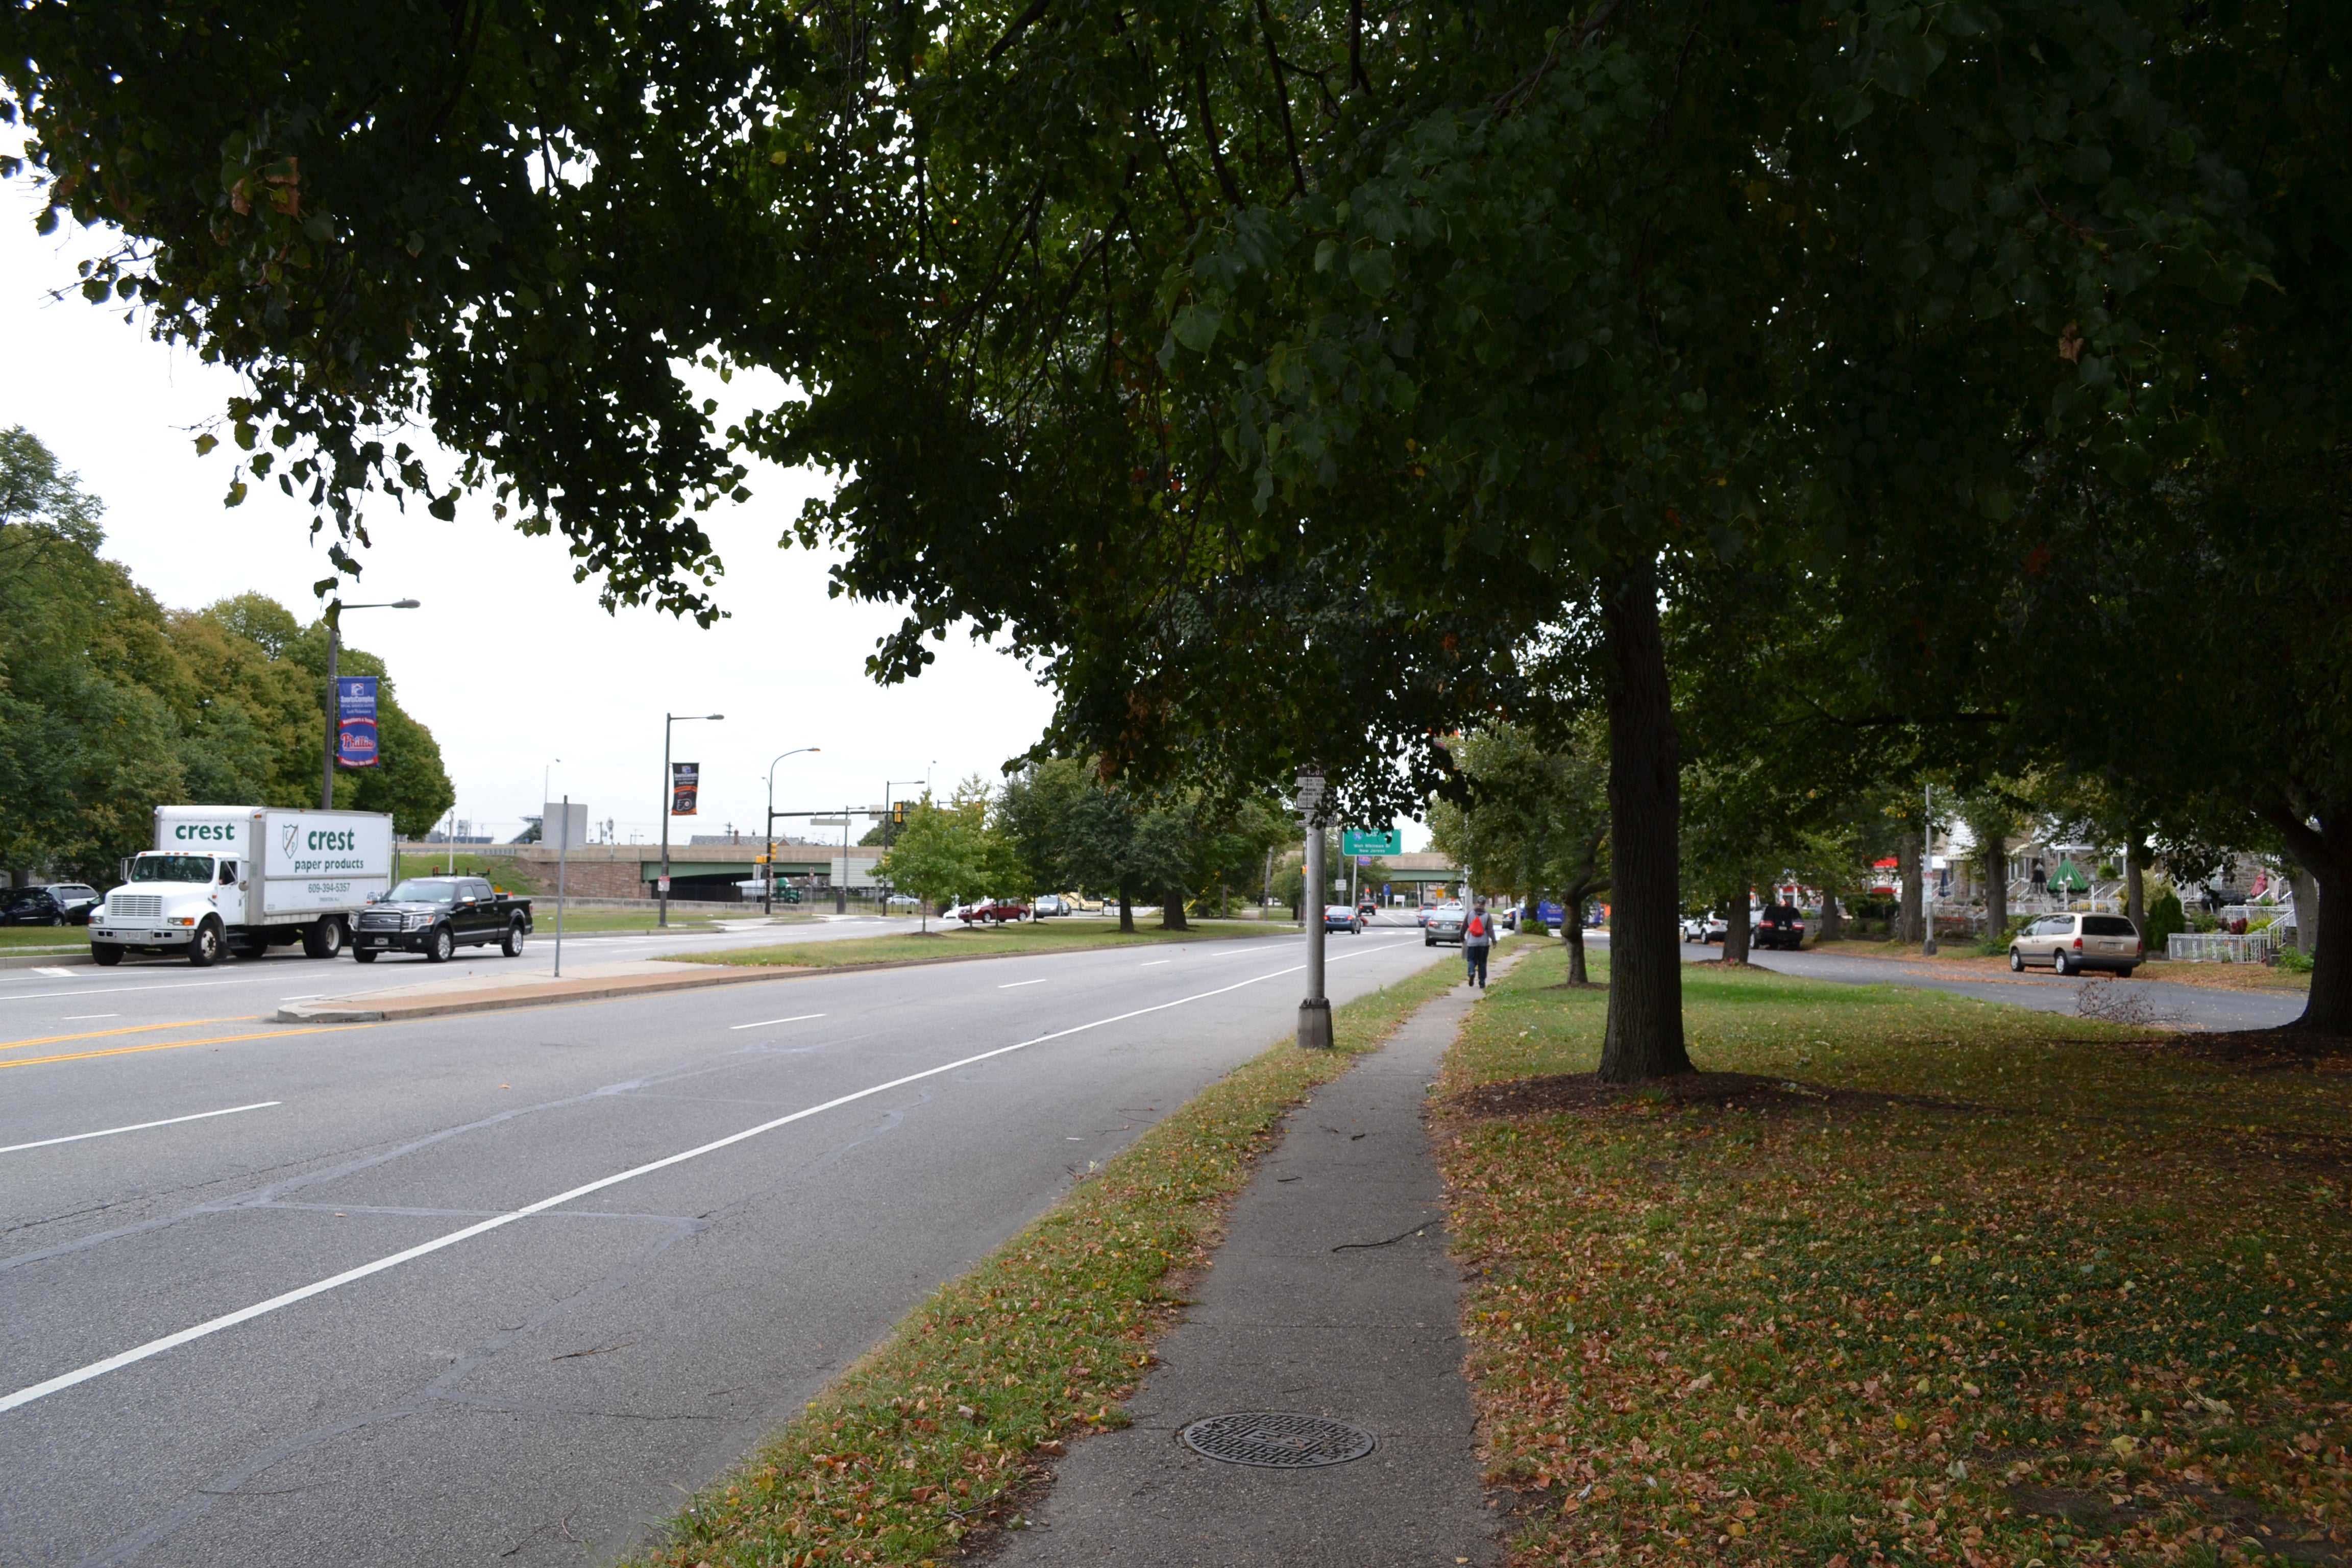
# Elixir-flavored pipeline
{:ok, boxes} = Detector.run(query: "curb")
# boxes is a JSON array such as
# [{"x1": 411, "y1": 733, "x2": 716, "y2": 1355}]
[
  {"x1": 0, "y1": 951, "x2": 94, "y2": 970},
  {"x1": 273, "y1": 934, "x2": 1306, "y2": 1024}
]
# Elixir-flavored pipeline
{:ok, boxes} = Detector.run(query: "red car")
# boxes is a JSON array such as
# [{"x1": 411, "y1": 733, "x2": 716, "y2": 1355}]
[{"x1": 958, "y1": 898, "x2": 1031, "y2": 925}]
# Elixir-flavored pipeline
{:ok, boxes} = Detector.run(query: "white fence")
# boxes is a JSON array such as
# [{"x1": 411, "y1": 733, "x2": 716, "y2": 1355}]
[{"x1": 2168, "y1": 930, "x2": 2283, "y2": 964}]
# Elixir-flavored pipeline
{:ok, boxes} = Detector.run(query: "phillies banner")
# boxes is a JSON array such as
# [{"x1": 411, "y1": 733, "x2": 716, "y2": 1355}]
[
  {"x1": 670, "y1": 762, "x2": 700, "y2": 816},
  {"x1": 336, "y1": 676, "x2": 380, "y2": 768}
]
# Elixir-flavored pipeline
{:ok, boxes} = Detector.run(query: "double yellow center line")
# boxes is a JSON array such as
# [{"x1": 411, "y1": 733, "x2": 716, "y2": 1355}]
[{"x1": 0, "y1": 1017, "x2": 374, "y2": 1071}]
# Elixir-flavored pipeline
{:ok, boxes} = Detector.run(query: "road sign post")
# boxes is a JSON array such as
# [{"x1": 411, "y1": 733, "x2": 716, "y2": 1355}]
[{"x1": 1296, "y1": 771, "x2": 1331, "y2": 1049}]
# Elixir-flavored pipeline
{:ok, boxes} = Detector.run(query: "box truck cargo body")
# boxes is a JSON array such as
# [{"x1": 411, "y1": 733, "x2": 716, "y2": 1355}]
[{"x1": 89, "y1": 806, "x2": 394, "y2": 966}]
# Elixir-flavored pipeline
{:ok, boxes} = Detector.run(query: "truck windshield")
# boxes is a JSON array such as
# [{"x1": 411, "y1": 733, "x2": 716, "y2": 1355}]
[
  {"x1": 130, "y1": 855, "x2": 215, "y2": 883},
  {"x1": 386, "y1": 879, "x2": 459, "y2": 904}
]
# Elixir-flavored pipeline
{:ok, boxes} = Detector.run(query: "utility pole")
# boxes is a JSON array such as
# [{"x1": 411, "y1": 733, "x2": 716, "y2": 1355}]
[
  {"x1": 1297, "y1": 770, "x2": 1331, "y2": 1048},
  {"x1": 553, "y1": 794, "x2": 573, "y2": 978},
  {"x1": 764, "y1": 747, "x2": 821, "y2": 914}
]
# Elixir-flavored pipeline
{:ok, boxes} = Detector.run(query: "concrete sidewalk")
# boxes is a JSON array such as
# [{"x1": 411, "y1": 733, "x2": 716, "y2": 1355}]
[{"x1": 995, "y1": 955, "x2": 1517, "y2": 1567}]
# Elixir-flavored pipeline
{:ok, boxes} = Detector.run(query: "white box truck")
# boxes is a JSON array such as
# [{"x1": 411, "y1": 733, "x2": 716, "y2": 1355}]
[{"x1": 88, "y1": 806, "x2": 394, "y2": 967}]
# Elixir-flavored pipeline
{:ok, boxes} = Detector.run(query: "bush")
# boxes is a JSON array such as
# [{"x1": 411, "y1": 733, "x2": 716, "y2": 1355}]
[
  {"x1": 2143, "y1": 889, "x2": 2187, "y2": 952},
  {"x1": 2278, "y1": 944, "x2": 2315, "y2": 973}
]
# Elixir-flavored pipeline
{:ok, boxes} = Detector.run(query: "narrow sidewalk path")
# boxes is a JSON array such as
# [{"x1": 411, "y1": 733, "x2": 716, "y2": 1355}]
[{"x1": 995, "y1": 954, "x2": 1520, "y2": 1567}]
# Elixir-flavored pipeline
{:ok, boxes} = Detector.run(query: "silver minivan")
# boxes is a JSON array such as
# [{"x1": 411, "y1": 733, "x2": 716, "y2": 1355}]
[{"x1": 2010, "y1": 912, "x2": 2143, "y2": 977}]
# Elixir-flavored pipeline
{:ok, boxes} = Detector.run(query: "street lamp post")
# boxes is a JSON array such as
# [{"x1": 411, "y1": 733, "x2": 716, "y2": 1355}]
[
  {"x1": 764, "y1": 747, "x2": 822, "y2": 914},
  {"x1": 1296, "y1": 770, "x2": 1331, "y2": 1049},
  {"x1": 321, "y1": 598, "x2": 420, "y2": 809},
  {"x1": 660, "y1": 712, "x2": 724, "y2": 928}
]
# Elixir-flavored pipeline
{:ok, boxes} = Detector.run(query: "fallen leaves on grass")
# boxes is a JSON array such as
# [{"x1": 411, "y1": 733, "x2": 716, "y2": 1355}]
[{"x1": 1441, "y1": 945, "x2": 2352, "y2": 1568}]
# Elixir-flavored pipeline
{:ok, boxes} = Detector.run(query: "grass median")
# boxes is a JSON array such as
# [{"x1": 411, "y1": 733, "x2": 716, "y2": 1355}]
[
  {"x1": 631, "y1": 944, "x2": 1467, "y2": 1568},
  {"x1": 1439, "y1": 943, "x2": 2352, "y2": 1568},
  {"x1": 666, "y1": 917, "x2": 1299, "y2": 970}
]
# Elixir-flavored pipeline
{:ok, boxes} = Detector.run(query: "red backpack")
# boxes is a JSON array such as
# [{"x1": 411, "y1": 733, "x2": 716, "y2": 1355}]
[{"x1": 1467, "y1": 913, "x2": 1487, "y2": 938}]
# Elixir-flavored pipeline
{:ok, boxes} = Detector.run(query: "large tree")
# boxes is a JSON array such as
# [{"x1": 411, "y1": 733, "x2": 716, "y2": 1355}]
[{"x1": 2, "y1": 0, "x2": 2278, "y2": 1072}]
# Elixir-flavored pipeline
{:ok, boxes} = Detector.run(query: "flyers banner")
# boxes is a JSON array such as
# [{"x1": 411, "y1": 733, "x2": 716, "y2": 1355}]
[
  {"x1": 336, "y1": 677, "x2": 380, "y2": 768},
  {"x1": 671, "y1": 762, "x2": 700, "y2": 816}
]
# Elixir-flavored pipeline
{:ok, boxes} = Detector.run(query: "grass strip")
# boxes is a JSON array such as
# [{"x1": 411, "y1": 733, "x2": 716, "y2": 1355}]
[
  {"x1": 666, "y1": 918, "x2": 1297, "y2": 969},
  {"x1": 631, "y1": 946, "x2": 1468, "y2": 1568},
  {"x1": 1439, "y1": 943, "x2": 2352, "y2": 1568}
]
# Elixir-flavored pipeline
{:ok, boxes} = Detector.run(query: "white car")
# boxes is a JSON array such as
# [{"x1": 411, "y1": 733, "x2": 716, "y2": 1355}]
[{"x1": 1681, "y1": 912, "x2": 1727, "y2": 944}]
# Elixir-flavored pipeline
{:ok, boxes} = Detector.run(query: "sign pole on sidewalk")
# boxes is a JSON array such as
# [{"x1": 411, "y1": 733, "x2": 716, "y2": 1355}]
[
  {"x1": 554, "y1": 794, "x2": 572, "y2": 978},
  {"x1": 1297, "y1": 770, "x2": 1332, "y2": 1049}
]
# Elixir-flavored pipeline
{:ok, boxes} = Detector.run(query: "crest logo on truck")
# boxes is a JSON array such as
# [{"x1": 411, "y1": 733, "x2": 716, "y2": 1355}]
[
  {"x1": 282, "y1": 822, "x2": 301, "y2": 857},
  {"x1": 174, "y1": 822, "x2": 238, "y2": 842}
]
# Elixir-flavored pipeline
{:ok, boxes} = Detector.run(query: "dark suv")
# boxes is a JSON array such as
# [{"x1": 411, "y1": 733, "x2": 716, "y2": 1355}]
[
  {"x1": 2, "y1": 884, "x2": 102, "y2": 925},
  {"x1": 1754, "y1": 902, "x2": 1807, "y2": 950}
]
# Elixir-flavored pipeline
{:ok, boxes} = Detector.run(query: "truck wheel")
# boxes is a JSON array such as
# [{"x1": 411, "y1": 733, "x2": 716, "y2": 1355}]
[
  {"x1": 500, "y1": 918, "x2": 526, "y2": 958},
  {"x1": 353, "y1": 949, "x2": 379, "y2": 964},
  {"x1": 425, "y1": 926, "x2": 454, "y2": 964},
  {"x1": 91, "y1": 941, "x2": 124, "y2": 967},
  {"x1": 188, "y1": 919, "x2": 225, "y2": 967},
  {"x1": 302, "y1": 915, "x2": 345, "y2": 959}
]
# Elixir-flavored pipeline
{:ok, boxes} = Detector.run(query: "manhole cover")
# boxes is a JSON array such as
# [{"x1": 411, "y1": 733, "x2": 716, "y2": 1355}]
[{"x1": 1178, "y1": 1411, "x2": 1377, "y2": 1469}]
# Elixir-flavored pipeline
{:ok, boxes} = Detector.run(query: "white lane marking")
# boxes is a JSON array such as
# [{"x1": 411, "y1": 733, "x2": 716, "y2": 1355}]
[
  {"x1": 727, "y1": 1013, "x2": 826, "y2": 1032},
  {"x1": 0, "y1": 977, "x2": 279, "y2": 1003},
  {"x1": 61, "y1": 1014, "x2": 120, "y2": 1021},
  {"x1": 278, "y1": 994, "x2": 325, "y2": 1001},
  {"x1": 0, "y1": 938, "x2": 1416, "y2": 1416},
  {"x1": 1140, "y1": 960, "x2": 1171, "y2": 967},
  {"x1": 0, "y1": 1101, "x2": 282, "y2": 1158},
  {"x1": 33, "y1": 967, "x2": 74, "y2": 978},
  {"x1": 998, "y1": 978, "x2": 1048, "y2": 989}
]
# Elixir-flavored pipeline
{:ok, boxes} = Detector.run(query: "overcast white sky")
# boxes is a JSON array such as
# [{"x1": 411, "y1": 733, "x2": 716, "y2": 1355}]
[{"x1": 0, "y1": 158, "x2": 1428, "y2": 852}]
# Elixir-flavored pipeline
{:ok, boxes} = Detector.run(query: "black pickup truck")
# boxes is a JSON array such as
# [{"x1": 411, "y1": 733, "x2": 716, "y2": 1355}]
[{"x1": 349, "y1": 874, "x2": 534, "y2": 963}]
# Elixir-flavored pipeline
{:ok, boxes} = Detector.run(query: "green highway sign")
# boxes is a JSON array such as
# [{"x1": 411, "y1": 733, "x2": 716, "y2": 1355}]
[{"x1": 1340, "y1": 829, "x2": 1403, "y2": 857}]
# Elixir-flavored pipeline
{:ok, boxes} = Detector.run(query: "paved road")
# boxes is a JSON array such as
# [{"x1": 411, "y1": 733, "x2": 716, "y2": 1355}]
[
  {"x1": 0, "y1": 929, "x2": 1440, "y2": 1567},
  {"x1": 1639, "y1": 932, "x2": 2307, "y2": 1032}
]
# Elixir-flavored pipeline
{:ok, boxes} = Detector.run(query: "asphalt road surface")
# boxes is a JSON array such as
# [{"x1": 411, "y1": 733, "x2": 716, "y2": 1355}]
[
  {"x1": 0, "y1": 929, "x2": 1438, "y2": 1567},
  {"x1": 1642, "y1": 930, "x2": 2308, "y2": 1032}
]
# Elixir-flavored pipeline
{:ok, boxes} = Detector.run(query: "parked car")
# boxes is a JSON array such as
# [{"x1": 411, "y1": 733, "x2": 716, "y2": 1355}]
[
  {"x1": 350, "y1": 876, "x2": 533, "y2": 963},
  {"x1": 2010, "y1": 912, "x2": 2143, "y2": 976},
  {"x1": 2, "y1": 884, "x2": 101, "y2": 925},
  {"x1": 1425, "y1": 904, "x2": 1467, "y2": 946},
  {"x1": 1754, "y1": 902, "x2": 1807, "y2": 950},
  {"x1": 1681, "y1": 912, "x2": 1728, "y2": 944},
  {"x1": 885, "y1": 893, "x2": 919, "y2": 909},
  {"x1": 1324, "y1": 904, "x2": 1364, "y2": 934},
  {"x1": 958, "y1": 898, "x2": 1031, "y2": 925},
  {"x1": 1033, "y1": 895, "x2": 1071, "y2": 917},
  {"x1": 1061, "y1": 891, "x2": 1107, "y2": 913},
  {"x1": 1416, "y1": 907, "x2": 1433, "y2": 926}
]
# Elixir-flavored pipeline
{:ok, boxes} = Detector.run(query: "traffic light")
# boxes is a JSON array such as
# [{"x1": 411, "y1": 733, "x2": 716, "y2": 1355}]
[{"x1": 891, "y1": 801, "x2": 909, "y2": 825}]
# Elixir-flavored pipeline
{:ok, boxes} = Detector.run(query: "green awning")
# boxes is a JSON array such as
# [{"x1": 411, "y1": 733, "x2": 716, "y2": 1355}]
[{"x1": 2047, "y1": 857, "x2": 2089, "y2": 891}]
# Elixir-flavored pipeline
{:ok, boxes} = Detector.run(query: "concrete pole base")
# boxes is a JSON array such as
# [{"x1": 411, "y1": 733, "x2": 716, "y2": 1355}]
[{"x1": 1297, "y1": 997, "x2": 1334, "y2": 1050}]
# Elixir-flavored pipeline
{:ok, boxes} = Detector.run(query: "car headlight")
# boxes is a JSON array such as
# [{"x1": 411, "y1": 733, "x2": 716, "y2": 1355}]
[{"x1": 403, "y1": 913, "x2": 434, "y2": 930}]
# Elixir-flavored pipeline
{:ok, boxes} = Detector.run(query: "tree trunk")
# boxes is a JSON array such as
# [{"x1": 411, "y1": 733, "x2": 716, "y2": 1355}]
[
  {"x1": 1981, "y1": 832, "x2": 2008, "y2": 942},
  {"x1": 1897, "y1": 828, "x2": 1924, "y2": 945},
  {"x1": 1565, "y1": 920, "x2": 1590, "y2": 985},
  {"x1": 2263, "y1": 804, "x2": 2349, "y2": 1034},
  {"x1": 1818, "y1": 883, "x2": 1843, "y2": 942},
  {"x1": 1721, "y1": 890, "x2": 1752, "y2": 966},
  {"x1": 1118, "y1": 880, "x2": 1135, "y2": 935},
  {"x1": 2291, "y1": 867, "x2": 2320, "y2": 958},
  {"x1": 2125, "y1": 832, "x2": 2146, "y2": 928},
  {"x1": 1596, "y1": 566, "x2": 1693, "y2": 1082},
  {"x1": 1162, "y1": 888, "x2": 1189, "y2": 930}
]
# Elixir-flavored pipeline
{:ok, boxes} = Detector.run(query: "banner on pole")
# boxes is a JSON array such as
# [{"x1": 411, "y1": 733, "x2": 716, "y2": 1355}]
[
  {"x1": 336, "y1": 677, "x2": 379, "y2": 768},
  {"x1": 670, "y1": 762, "x2": 700, "y2": 816}
]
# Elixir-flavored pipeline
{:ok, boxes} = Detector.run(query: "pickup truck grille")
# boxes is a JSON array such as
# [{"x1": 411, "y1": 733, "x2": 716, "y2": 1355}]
[
  {"x1": 355, "y1": 912, "x2": 404, "y2": 931},
  {"x1": 109, "y1": 895, "x2": 162, "y2": 920}
]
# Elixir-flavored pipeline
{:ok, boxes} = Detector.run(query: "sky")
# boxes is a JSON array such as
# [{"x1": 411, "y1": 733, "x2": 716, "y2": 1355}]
[{"x1": 0, "y1": 157, "x2": 1429, "y2": 852}]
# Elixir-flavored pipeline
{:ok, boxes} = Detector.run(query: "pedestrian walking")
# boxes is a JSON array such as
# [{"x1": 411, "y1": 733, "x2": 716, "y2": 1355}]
[{"x1": 1464, "y1": 899, "x2": 1493, "y2": 988}]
